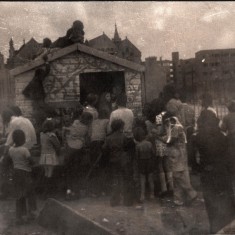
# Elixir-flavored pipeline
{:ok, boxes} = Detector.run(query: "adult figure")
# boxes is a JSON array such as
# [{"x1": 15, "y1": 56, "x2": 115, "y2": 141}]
[
  {"x1": 194, "y1": 110, "x2": 235, "y2": 234},
  {"x1": 98, "y1": 92, "x2": 112, "y2": 118},
  {"x1": 221, "y1": 100, "x2": 235, "y2": 196},
  {"x1": 6, "y1": 106, "x2": 37, "y2": 150},
  {"x1": 51, "y1": 20, "x2": 85, "y2": 48},
  {"x1": 197, "y1": 93, "x2": 217, "y2": 131},
  {"x1": 109, "y1": 94, "x2": 134, "y2": 138},
  {"x1": 0, "y1": 106, "x2": 37, "y2": 200},
  {"x1": 0, "y1": 108, "x2": 15, "y2": 199},
  {"x1": 111, "y1": 85, "x2": 125, "y2": 111},
  {"x1": 83, "y1": 93, "x2": 99, "y2": 121},
  {"x1": 166, "y1": 96, "x2": 197, "y2": 172},
  {"x1": 109, "y1": 93, "x2": 135, "y2": 205},
  {"x1": 22, "y1": 55, "x2": 50, "y2": 107}
]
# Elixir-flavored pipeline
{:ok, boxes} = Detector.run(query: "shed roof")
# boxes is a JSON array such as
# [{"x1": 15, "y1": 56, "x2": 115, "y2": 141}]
[{"x1": 10, "y1": 43, "x2": 145, "y2": 76}]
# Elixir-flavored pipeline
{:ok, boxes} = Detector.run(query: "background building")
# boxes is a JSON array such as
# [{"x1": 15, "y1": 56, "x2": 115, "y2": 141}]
[
  {"x1": 195, "y1": 48, "x2": 235, "y2": 103},
  {"x1": 88, "y1": 24, "x2": 142, "y2": 64}
]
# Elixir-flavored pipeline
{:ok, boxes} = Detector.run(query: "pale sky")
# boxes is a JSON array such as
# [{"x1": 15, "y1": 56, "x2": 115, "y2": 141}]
[{"x1": 0, "y1": 1, "x2": 234, "y2": 61}]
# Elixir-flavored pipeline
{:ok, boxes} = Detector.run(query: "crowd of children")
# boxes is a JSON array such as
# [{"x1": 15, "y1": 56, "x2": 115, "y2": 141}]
[{"x1": 1, "y1": 92, "x2": 235, "y2": 233}]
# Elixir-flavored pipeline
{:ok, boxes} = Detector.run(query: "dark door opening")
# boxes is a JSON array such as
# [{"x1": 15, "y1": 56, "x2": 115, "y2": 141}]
[{"x1": 79, "y1": 71, "x2": 125, "y2": 105}]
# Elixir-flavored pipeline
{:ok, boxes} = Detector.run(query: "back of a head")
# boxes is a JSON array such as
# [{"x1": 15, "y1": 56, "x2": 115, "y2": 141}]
[
  {"x1": 133, "y1": 127, "x2": 146, "y2": 142},
  {"x1": 227, "y1": 100, "x2": 235, "y2": 113},
  {"x1": 80, "y1": 112, "x2": 93, "y2": 125},
  {"x1": 116, "y1": 94, "x2": 127, "y2": 107},
  {"x1": 98, "y1": 109, "x2": 109, "y2": 119},
  {"x1": 166, "y1": 98, "x2": 182, "y2": 115},
  {"x1": 9, "y1": 105, "x2": 22, "y2": 117},
  {"x1": 42, "y1": 119, "x2": 55, "y2": 133},
  {"x1": 146, "y1": 109, "x2": 156, "y2": 123},
  {"x1": 111, "y1": 119, "x2": 124, "y2": 132},
  {"x1": 12, "y1": 129, "x2": 26, "y2": 147},
  {"x1": 43, "y1": 38, "x2": 52, "y2": 48},
  {"x1": 1, "y1": 108, "x2": 14, "y2": 126},
  {"x1": 201, "y1": 93, "x2": 213, "y2": 108},
  {"x1": 197, "y1": 109, "x2": 219, "y2": 129},
  {"x1": 86, "y1": 93, "x2": 98, "y2": 106}
]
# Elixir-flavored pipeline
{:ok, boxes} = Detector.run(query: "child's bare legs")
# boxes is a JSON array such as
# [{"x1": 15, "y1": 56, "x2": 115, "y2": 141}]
[
  {"x1": 43, "y1": 165, "x2": 54, "y2": 198},
  {"x1": 159, "y1": 172, "x2": 167, "y2": 193},
  {"x1": 148, "y1": 173, "x2": 155, "y2": 199},
  {"x1": 166, "y1": 172, "x2": 174, "y2": 192},
  {"x1": 140, "y1": 174, "x2": 146, "y2": 202},
  {"x1": 44, "y1": 165, "x2": 54, "y2": 178}
]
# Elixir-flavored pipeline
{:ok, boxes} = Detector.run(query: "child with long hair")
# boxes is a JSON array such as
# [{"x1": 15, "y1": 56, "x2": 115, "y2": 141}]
[
  {"x1": 39, "y1": 118, "x2": 60, "y2": 197},
  {"x1": 8, "y1": 129, "x2": 37, "y2": 225}
]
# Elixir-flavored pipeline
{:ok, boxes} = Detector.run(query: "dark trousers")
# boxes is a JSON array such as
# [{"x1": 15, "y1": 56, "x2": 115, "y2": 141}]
[
  {"x1": 13, "y1": 169, "x2": 37, "y2": 219},
  {"x1": 16, "y1": 194, "x2": 36, "y2": 219},
  {"x1": 201, "y1": 167, "x2": 235, "y2": 234},
  {"x1": 64, "y1": 147, "x2": 83, "y2": 193},
  {"x1": 110, "y1": 162, "x2": 134, "y2": 206}
]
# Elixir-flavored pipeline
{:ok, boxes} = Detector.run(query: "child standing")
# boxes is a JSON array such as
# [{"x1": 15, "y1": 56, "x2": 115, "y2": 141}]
[
  {"x1": 163, "y1": 115, "x2": 197, "y2": 206},
  {"x1": 8, "y1": 129, "x2": 37, "y2": 225},
  {"x1": 64, "y1": 112, "x2": 93, "y2": 199},
  {"x1": 102, "y1": 119, "x2": 131, "y2": 207},
  {"x1": 39, "y1": 118, "x2": 60, "y2": 197},
  {"x1": 89, "y1": 110, "x2": 109, "y2": 196},
  {"x1": 133, "y1": 127, "x2": 155, "y2": 202},
  {"x1": 155, "y1": 112, "x2": 174, "y2": 198}
]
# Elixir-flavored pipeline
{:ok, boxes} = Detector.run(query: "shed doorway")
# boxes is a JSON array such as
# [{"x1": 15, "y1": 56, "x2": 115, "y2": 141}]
[{"x1": 79, "y1": 71, "x2": 125, "y2": 105}]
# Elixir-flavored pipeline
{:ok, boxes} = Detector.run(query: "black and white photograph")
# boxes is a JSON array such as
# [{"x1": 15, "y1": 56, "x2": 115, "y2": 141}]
[{"x1": 0, "y1": 1, "x2": 235, "y2": 234}]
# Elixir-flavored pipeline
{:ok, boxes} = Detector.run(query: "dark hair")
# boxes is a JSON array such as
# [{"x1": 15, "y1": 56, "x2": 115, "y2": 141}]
[
  {"x1": 12, "y1": 129, "x2": 25, "y2": 147},
  {"x1": 42, "y1": 119, "x2": 55, "y2": 133},
  {"x1": 162, "y1": 112, "x2": 174, "y2": 124},
  {"x1": 197, "y1": 109, "x2": 219, "y2": 129},
  {"x1": 133, "y1": 127, "x2": 146, "y2": 142},
  {"x1": 43, "y1": 37, "x2": 52, "y2": 48},
  {"x1": 86, "y1": 93, "x2": 98, "y2": 106},
  {"x1": 116, "y1": 94, "x2": 127, "y2": 107},
  {"x1": 1, "y1": 108, "x2": 14, "y2": 126},
  {"x1": 80, "y1": 112, "x2": 93, "y2": 125},
  {"x1": 146, "y1": 109, "x2": 156, "y2": 123},
  {"x1": 111, "y1": 119, "x2": 125, "y2": 132},
  {"x1": 73, "y1": 107, "x2": 83, "y2": 120},
  {"x1": 9, "y1": 105, "x2": 22, "y2": 116},
  {"x1": 98, "y1": 109, "x2": 109, "y2": 119},
  {"x1": 201, "y1": 93, "x2": 213, "y2": 108},
  {"x1": 227, "y1": 100, "x2": 235, "y2": 112}
]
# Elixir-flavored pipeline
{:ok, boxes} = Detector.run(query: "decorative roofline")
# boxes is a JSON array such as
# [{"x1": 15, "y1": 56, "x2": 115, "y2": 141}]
[{"x1": 10, "y1": 42, "x2": 145, "y2": 76}]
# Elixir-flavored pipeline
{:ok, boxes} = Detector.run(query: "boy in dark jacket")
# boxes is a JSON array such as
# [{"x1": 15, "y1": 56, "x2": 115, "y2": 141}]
[{"x1": 103, "y1": 119, "x2": 132, "y2": 207}]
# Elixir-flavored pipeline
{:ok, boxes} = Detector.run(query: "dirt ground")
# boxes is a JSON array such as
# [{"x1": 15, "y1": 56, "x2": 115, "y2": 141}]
[
  {"x1": 62, "y1": 192, "x2": 209, "y2": 235},
  {"x1": 0, "y1": 198, "x2": 55, "y2": 235},
  {"x1": 0, "y1": 169, "x2": 210, "y2": 235}
]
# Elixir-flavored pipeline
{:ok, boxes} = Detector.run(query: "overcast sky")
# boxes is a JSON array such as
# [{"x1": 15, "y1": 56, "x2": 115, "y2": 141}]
[{"x1": 0, "y1": 1, "x2": 234, "y2": 61}]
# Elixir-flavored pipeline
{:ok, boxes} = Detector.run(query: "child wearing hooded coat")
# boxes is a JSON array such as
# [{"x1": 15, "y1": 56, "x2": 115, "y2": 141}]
[{"x1": 163, "y1": 114, "x2": 197, "y2": 206}]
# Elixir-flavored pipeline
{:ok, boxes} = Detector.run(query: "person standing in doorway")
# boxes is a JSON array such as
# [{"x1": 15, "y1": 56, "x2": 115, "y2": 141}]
[
  {"x1": 84, "y1": 93, "x2": 99, "y2": 120},
  {"x1": 98, "y1": 92, "x2": 112, "y2": 118}
]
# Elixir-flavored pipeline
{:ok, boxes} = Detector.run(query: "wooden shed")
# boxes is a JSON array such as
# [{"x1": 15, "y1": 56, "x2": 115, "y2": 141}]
[{"x1": 10, "y1": 43, "x2": 146, "y2": 123}]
